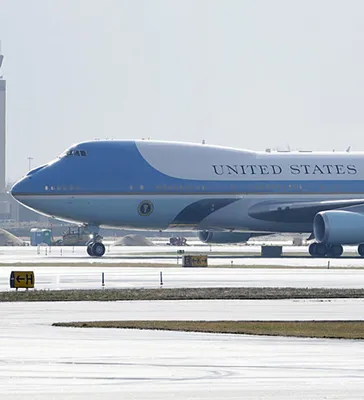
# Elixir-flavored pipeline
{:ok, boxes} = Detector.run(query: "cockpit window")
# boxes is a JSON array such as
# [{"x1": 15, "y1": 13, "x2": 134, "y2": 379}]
[{"x1": 63, "y1": 149, "x2": 88, "y2": 157}]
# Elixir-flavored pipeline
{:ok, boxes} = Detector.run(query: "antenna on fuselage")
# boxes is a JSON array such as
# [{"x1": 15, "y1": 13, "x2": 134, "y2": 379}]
[{"x1": 346, "y1": 146, "x2": 351, "y2": 152}]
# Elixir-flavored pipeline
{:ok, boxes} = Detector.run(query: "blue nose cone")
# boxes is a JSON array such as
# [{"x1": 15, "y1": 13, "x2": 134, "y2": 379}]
[
  {"x1": 11, "y1": 177, "x2": 29, "y2": 199},
  {"x1": 11, "y1": 164, "x2": 48, "y2": 199},
  {"x1": 11, "y1": 174, "x2": 49, "y2": 216},
  {"x1": 10, "y1": 176, "x2": 42, "y2": 215}
]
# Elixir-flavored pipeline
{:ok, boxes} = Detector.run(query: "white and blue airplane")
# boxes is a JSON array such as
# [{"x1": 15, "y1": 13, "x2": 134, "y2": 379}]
[{"x1": 10, "y1": 140, "x2": 364, "y2": 257}]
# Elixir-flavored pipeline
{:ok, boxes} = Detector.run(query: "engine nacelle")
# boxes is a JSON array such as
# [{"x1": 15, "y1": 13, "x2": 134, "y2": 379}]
[
  {"x1": 314, "y1": 210, "x2": 364, "y2": 245},
  {"x1": 198, "y1": 231, "x2": 254, "y2": 244}
]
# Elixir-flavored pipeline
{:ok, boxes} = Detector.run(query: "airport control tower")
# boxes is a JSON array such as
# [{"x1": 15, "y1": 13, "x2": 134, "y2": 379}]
[{"x1": 0, "y1": 44, "x2": 5, "y2": 194}]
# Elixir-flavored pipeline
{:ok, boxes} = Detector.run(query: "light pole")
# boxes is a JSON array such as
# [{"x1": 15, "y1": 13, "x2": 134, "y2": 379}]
[{"x1": 27, "y1": 156, "x2": 33, "y2": 171}]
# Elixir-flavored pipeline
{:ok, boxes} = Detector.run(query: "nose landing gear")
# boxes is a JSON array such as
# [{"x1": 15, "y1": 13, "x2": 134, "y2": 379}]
[
  {"x1": 87, "y1": 242, "x2": 105, "y2": 257},
  {"x1": 85, "y1": 229, "x2": 105, "y2": 257}
]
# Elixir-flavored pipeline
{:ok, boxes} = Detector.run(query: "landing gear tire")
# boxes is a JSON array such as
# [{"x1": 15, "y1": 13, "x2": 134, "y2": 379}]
[
  {"x1": 92, "y1": 242, "x2": 105, "y2": 257},
  {"x1": 327, "y1": 244, "x2": 343, "y2": 258},
  {"x1": 358, "y1": 244, "x2": 364, "y2": 257},
  {"x1": 315, "y1": 243, "x2": 327, "y2": 257},
  {"x1": 309, "y1": 243, "x2": 318, "y2": 256},
  {"x1": 309, "y1": 243, "x2": 327, "y2": 257},
  {"x1": 86, "y1": 242, "x2": 105, "y2": 257},
  {"x1": 87, "y1": 243, "x2": 94, "y2": 256}
]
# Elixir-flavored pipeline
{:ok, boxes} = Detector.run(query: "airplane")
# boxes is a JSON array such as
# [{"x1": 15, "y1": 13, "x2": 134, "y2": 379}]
[{"x1": 10, "y1": 139, "x2": 364, "y2": 258}]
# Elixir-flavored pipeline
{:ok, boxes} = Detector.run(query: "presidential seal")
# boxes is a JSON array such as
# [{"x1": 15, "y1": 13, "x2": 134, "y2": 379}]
[{"x1": 138, "y1": 200, "x2": 154, "y2": 216}]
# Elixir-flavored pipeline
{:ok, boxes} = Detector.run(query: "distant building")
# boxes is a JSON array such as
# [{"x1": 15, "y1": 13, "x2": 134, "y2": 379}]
[
  {"x1": 0, "y1": 46, "x2": 5, "y2": 196},
  {"x1": 0, "y1": 44, "x2": 11, "y2": 220}
]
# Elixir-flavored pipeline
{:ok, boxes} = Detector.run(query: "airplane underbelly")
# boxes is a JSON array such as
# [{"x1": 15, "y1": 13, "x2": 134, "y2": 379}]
[
  {"x1": 17, "y1": 192, "x2": 353, "y2": 232},
  {"x1": 19, "y1": 194, "x2": 225, "y2": 229}
]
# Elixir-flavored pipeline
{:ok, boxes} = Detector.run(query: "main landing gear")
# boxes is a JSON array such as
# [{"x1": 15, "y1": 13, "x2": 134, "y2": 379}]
[
  {"x1": 358, "y1": 244, "x2": 364, "y2": 257},
  {"x1": 309, "y1": 243, "x2": 343, "y2": 258},
  {"x1": 309, "y1": 243, "x2": 364, "y2": 258},
  {"x1": 86, "y1": 232, "x2": 105, "y2": 257}
]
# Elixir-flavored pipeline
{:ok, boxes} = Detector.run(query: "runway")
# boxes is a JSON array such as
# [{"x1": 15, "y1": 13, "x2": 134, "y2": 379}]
[
  {"x1": 1, "y1": 300, "x2": 364, "y2": 399},
  {"x1": 1, "y1": 244, "x2": 364, "y2": 268},
  {"x1": 2, "y1": 266, "x2": 364, "y2": 291},
  {"x1": 1, "y1": 244, "x2": 364, "y2": 292}
]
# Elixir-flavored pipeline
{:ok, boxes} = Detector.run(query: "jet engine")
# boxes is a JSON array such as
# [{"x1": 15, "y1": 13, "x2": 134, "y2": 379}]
[
  {"x1": 314, "y1": 210, "x2": 364, "y2": 245},
  {"x1": 198, "y1": 231, "x2": 255, "y2": 244}
]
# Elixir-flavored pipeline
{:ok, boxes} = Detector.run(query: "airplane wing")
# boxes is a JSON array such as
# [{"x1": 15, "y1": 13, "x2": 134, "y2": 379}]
[{"x1": 248, "y1": 199, "x2": 364, "y2": 223}]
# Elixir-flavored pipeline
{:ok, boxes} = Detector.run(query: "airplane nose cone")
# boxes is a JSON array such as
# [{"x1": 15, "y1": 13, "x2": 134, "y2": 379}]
[
  {"x1": 11, "y1": 164, "x2": 49, "y2": 200},
  {"x1": 10, "y1": 178, "x2": 26, "y2": 199}
]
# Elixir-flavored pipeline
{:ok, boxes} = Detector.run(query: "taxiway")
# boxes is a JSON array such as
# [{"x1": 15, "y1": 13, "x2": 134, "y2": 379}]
[{"x1": 2, "y1": 265, "x2": 364, "y2": 291}]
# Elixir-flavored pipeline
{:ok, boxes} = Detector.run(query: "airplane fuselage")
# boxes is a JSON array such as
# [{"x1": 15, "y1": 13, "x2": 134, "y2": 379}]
[{"x1": 11, "y1": 140, "x2": 364, "y2": 258}]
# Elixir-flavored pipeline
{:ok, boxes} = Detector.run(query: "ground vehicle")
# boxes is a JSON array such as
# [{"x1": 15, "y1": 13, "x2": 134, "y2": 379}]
[
  {"x1": 54, "y1": 227, "x2": 92, "y2": 246},
  {"x1": 167, "y1": 236, "x2": 187, "y2": 246}
]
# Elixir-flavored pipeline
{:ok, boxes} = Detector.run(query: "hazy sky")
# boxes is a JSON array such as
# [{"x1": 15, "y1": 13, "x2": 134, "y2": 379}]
[{"x1": 1, "y1": 0, "x2": 364, "y2": 182}]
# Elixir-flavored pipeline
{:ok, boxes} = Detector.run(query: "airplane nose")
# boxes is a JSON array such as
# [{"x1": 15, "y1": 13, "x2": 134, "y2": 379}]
[
  {"x1": 10, "y1": 178, "x2": 26, "y2": 199},
  {"x1": 11, "y1": 164, "x2": 49, "y2": 199}
]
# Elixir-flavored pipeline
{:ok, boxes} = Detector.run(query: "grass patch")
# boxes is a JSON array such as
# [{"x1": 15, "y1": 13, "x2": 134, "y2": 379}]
[
  {"x1": 52, "y1": 320, "x2": 364, "y2": 339},
  {"x1": 3, "y1": 287, "x2": 364, "y2": 302}
]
